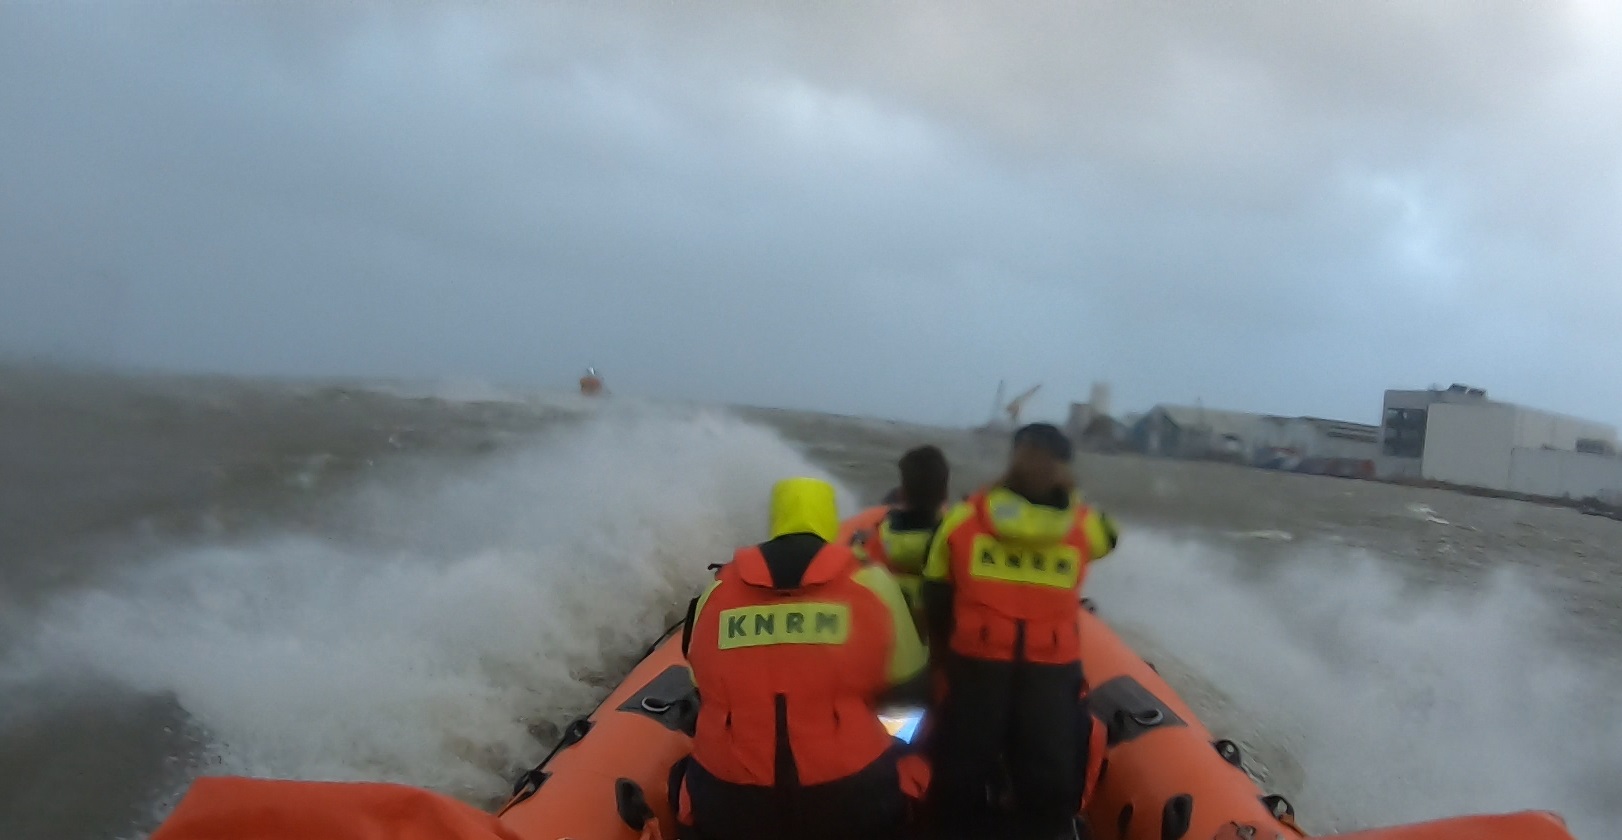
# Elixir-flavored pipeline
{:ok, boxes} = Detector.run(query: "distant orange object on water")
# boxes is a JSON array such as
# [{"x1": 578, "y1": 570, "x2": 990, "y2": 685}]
[{"x1": 579, "y1": 367, "x2": 603, "y2": 396}]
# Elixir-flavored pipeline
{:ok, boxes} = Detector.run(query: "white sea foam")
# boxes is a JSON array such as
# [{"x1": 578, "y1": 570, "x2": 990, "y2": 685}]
[
  {"x1": 1091, "y1": 530, "x2": 1618, "y2": 838},
  {"x1": 4, "y1": 404, "x2": 851, "y2": 820}
]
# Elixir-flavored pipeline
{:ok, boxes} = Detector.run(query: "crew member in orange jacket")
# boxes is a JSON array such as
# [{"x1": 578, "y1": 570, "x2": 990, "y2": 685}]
[
  {"x1": 852, "y1": 445, "x2": 950, "y2": 614},
  {"x1": 919, "y1": 424, "x2": 1119, "y2": 840},
  {"x1": 679, "y1": 477, "x2": 929, "y2": 840}
]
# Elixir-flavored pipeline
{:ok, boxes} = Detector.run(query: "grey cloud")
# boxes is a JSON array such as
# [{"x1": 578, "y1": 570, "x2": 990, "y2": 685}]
[{"x1": 1, "y1": 1, "x2": 1618, "y2": 425}]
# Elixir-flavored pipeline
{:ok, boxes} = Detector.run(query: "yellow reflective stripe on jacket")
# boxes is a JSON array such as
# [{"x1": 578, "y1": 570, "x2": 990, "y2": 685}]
[
  {"x1": 692, "y1": 578, "x2": 724, "y2": 624},
  {"x1": 921, "y1": 502, "x2": 975, "y2": 584},
  {"x1": 1081, "y1": 510, "x2": 1119, "y2": 561},
  {"x1": 851, "y1": 564, "x2": 928, "y2": 685},
  {"x1": 877, "y1": 519, "x2": 933, "y2": 575}
]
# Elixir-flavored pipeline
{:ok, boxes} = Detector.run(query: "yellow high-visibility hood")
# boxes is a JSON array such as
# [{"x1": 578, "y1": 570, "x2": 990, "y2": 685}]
[{"x1": 769, "y1": 477, "x2": 839, "y2": 542}]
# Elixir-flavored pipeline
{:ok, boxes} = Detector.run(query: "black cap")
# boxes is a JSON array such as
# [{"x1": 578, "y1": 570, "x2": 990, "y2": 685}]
[{"x1": 1012, "y1": 423, "x2": 1073, "y2": 462}]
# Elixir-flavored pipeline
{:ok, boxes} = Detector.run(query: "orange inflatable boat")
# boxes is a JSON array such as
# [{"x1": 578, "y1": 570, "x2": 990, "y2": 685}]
[
  {"x1": 580, "y1": 367, "x2": 605, "y2": 397},
  {"x1": 151, "y1": 508, "x2": 1576, "y2": 840}
]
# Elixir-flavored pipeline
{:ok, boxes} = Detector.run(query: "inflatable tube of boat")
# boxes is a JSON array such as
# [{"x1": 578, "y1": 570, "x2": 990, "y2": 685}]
[
  {"x1": 487, "y1": 607, "x2": 1570, "y2": 840},
  {"x1": 1078, "y1": 598, "x2": 1296, "y2": 840},
  {"x1": 497, "y1": 628, "x2": 696, "y2": 840}
]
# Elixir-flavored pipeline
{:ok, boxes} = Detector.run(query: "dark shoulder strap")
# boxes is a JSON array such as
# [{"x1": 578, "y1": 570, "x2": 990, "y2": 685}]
[{"x1": 680, "y1": 593, "x2": 700, "y2": 659}]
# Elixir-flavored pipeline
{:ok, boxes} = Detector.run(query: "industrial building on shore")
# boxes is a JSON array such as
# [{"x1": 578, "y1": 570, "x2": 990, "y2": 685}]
[
  {"x1": 1377, "y1": 384, "x2": 1622, "y2": 504},
  {"x1": 1065, "y1": 380, "x2": 1622, "y2": 504},
  {"x1": 1120, "y1": 404, "x2": 1381, "y2": 476}
]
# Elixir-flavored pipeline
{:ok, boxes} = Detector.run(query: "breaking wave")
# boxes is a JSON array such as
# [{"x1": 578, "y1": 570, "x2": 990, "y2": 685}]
[
  {"x1": 1091, "y1": 531, "x2": 1619, "y2": 839},
  {"x1": 1, "y1": 405, "x2": 851, "y2": 832}
]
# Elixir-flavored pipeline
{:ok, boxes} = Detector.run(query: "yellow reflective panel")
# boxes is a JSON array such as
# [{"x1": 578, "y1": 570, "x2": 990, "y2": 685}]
[
  {"x1": 965, "y1": 534, "x2": 1082, "y2": 589},
  {"x1": 716, "y1": 602, "x2": 851, "y2": 650},
  {"x1": 983, "y1": 487, "x2": 1078, "y2": 543},
  {"x1": 879, "y1": 523, "x2": 933, "y2": 574}
]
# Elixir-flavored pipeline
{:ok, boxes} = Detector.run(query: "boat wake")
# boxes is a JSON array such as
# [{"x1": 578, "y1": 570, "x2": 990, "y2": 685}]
[{"x1": 0, "y1": 405, "x2": 851, "y2": 836}]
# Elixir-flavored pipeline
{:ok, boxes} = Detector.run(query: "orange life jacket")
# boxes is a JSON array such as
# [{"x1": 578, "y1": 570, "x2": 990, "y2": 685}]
[
  {"x1": 686, "y1": 542, "x2": 898, "y2": 788},
  {"x1": 937, "y1": 491, "x2": 1097, "y2": 664}
]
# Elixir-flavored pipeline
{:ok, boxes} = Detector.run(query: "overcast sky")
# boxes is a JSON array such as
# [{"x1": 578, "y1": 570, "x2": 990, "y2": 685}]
[{"x1": 3, "y1": 2, "x2": 1619, "y2": 426}]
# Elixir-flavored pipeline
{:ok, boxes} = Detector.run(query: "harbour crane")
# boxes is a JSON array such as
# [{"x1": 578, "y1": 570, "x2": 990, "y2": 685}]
[
  {"x1": 1003, "y1": 383, "x2": 1042, "y2": 427},
  {"x1": 981, "y1": 380, "x2": 1042, "y2": 431}
]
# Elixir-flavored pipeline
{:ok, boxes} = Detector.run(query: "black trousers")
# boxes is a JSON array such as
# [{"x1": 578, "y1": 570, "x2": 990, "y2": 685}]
[
  {"x1": 924, "y1": 655, "x2": 1085, "y2": 840},
  {"x1": 678, "y1": 747, "x2": 908, "y2": 840}
]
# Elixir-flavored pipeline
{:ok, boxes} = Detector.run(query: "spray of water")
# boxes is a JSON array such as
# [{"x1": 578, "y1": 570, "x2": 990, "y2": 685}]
[
  {"x1": 1090, "y1": 529, "x2": 1619, "y2": 839},
  {"x1": 3, "y1": 405, "x2": 852, "y2": 818}
]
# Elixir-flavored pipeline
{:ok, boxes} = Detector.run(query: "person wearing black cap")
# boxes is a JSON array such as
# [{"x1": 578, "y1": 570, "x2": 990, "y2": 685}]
[{"x1": 918, "y1": 423, "x2": 1119, "y2": 840}]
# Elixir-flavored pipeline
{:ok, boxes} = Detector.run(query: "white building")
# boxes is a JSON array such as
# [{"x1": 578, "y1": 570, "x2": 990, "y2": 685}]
[{"x1": 1378, "y1": 385, "x2": 1622, "y2": 502}]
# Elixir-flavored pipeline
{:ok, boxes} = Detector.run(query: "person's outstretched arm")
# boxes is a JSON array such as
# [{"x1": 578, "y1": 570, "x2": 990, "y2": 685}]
[{"x1": 1081, "y1": 508, "x2": 1120, "y2": 562}]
